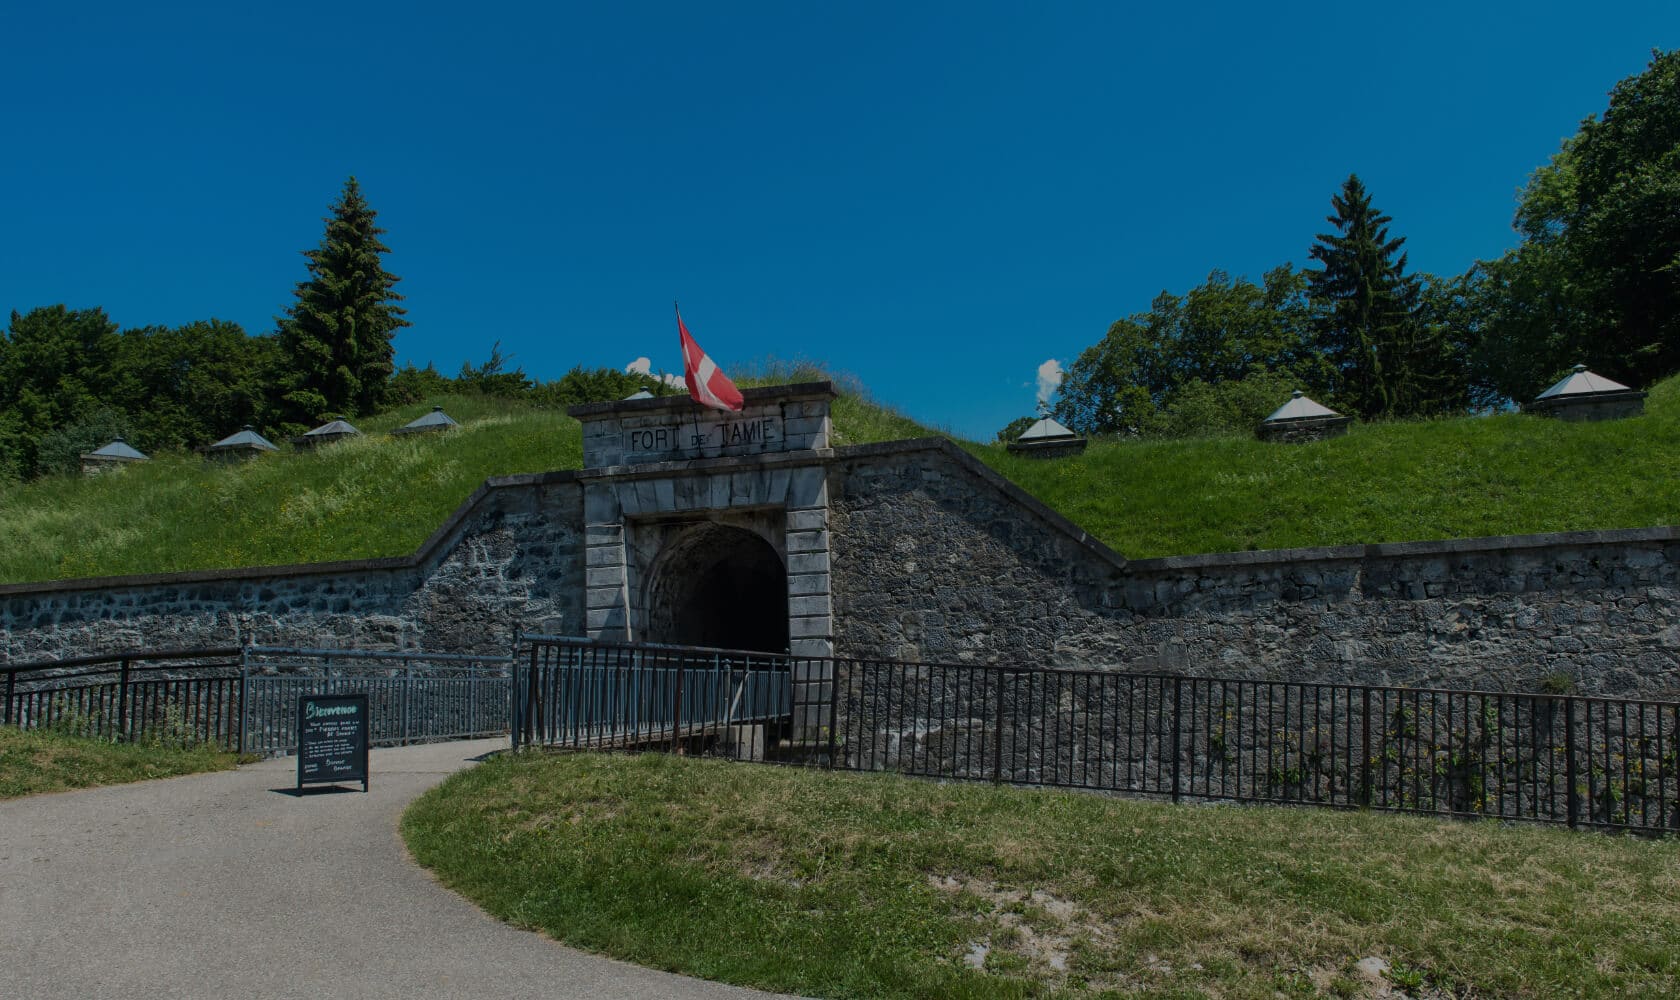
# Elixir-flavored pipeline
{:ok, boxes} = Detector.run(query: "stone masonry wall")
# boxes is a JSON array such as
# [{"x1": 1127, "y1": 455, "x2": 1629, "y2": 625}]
[
  {"x1": 830, "y1": 442, "x2": 1680, "y2": 699},
  {"x1": 0, "y1": 476, "x2": 585, "y2": 663},
  {"x1": 5, "y1": 433, "x2": 1679, "y2": 703}
]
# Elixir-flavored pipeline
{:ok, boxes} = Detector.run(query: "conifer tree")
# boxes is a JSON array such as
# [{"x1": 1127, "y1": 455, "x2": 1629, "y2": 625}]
[
  {"x1": 276, "y1": 177, "x2": 409, "y2": 423},
  {"x1": 1307, "y1": 175, "x2": 1460, "y2": 418}
]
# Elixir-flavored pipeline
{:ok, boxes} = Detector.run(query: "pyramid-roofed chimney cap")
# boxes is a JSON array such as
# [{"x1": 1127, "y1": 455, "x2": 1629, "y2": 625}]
[
  {"x1": 1262, "y1": 391, "x2": 1342, "y2": 423},
  {"x1": 1017, "y1": 416, "x2": 1078, "y2": 441},
  {"x1": 303, "y1": 417, "x2": 362, "y2": 437},
  {"x1": 209, "y1": 425, "x2": 278, "y2": 450},
  {"x1": 83, "y1": 438, "x2": 149, "y2": 461},
  {"x1": 1535, "y1": 364, "x2": 1635, "y2": 400},
  {"x1": 394, "y1": 406, "x2": 460, "y2": 434}
]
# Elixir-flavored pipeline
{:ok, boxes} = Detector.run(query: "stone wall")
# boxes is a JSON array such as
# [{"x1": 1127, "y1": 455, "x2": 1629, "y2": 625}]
[
  {"x1": 5, "y1": 431, "x2": 1678, "y2": 702},
  {"x1": 829, "y1": 441, "x2": 1680, "y2": 699},
  {"x1": 0, "y1": 474, "x2": 585, "y2": 663}
]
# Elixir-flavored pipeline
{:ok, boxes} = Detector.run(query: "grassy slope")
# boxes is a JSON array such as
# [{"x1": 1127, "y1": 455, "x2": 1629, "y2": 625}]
[
  {"x1": 404, "y1": 752, "x2": 1680, "y2": 1000},
  {"x1": 0, "y1": 726, "x2": 238, "y2": 798},
  {"x1": 974, "y1": 374, "x2": 1680, "y2": 558},
  {"x1": 0, "y1": 395, "x2": 580, "y2": 583},
  {"x1": 0, "y1": 377, "x2": 1675, "y2": 583}
]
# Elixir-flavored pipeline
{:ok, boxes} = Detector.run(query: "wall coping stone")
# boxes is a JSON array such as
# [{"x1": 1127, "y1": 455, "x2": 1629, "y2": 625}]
[{"x1": 1125, "y1": 525, "x2": 1680, "y2": 574}]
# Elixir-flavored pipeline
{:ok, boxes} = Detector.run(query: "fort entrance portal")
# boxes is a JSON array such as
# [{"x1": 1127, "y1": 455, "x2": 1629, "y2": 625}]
[
  {"x1": 642, "y1": 520, "x2": 789, "y2": 653},
  {"x1": 569, "y1": 383, "x2": 835, "y2": 674}
]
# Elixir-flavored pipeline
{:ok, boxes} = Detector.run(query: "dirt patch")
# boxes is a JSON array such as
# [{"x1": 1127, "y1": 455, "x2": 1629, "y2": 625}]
[{"x1": 928, "y1": 874, "x2": 1123, "y2": 987}]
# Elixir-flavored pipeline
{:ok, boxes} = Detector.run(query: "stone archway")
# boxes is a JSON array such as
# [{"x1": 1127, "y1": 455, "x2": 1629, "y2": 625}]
[{"x1": 643, "y1": 523, "x2": 789, "y2": 653}]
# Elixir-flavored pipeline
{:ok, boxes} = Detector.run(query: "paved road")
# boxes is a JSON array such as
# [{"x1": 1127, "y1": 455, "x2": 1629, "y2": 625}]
[{"x1": 0, "y1": 740, "x2": 793, "y2": 1000}]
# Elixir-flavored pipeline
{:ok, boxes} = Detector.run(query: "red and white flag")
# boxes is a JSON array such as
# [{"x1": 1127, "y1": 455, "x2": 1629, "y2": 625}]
[{"x1": 676, "y1": 306, "x2": 744, "y2": 412}]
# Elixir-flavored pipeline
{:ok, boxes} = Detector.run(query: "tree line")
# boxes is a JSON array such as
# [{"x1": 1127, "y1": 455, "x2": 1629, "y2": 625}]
[
  {"x1": 0, "y1": 178, "x2": 673, "y2": 481},
  {"x1": 1039, "y1": 50, "x2": 1680, "y2": 440}
]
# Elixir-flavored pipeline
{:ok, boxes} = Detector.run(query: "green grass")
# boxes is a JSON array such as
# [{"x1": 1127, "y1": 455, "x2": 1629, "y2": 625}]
[
  {"x1": 973, "y1": 375, "x2": 1680, "y2": 558},
  {"x1": 0, "y1": 375, "x2": 1677, "y2": 583},
  {"x1": 0, "y1": 725, "x2": 239, "y2": 798},
  {"x1": 0, "y1": 395, "x2": 579, "y2": 582},
  {"x1": 404, "y1": 752, "x2": 1680, "y2": 1000}
]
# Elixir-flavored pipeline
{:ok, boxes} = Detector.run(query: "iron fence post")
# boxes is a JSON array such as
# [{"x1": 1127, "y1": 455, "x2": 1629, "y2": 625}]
[
  {"x1": 236, "y1": 647, "x2": 249, "y2": 756},
  {"x1": 509, "y1": 646, "x2": 521, "y2": 752},
  {"x1": 401, "y1": 657, "x2": 412, "y2": 746},
  {"x1": 825, "y1": 659, "x2": 840, "y2": 769},
  {"x1": 5, "y1": 669, "x2": 15, "y2": 726},
  {"x1": 116, "y1": 658, "x2": 132, "y2": 743},
  {"x1": 1564, "y1": 696, "x2": 1578, "y2": 829},
  {"x1": 1171, "y1": 676, "x2": 1183, "y2": 804},
  {"x1": 671, "y1": 659, "x2": 686, "y2": 754},
  {"x1": 992, "y1": 667, "x2": 1006, "y2": 784},
  {"x1": 1361, "y1": 688, "x2": 1372, "y2": 807}
]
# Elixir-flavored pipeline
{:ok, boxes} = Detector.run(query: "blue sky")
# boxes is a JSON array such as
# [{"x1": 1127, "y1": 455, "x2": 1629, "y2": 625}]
[{"x1": 2, "y1": 3, "x2": 1675, "y2": 439}]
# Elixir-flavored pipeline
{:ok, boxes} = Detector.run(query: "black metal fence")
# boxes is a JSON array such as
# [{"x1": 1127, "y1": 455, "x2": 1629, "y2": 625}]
[
  {"x1": 2, "y1": 648, "x2": 244, "y2": 748},
  {"x1": 514, "y1": 636, "x2": 803, "y2": 762},
  {"x1": 515, "y1": 638, "x2": 1680, "y2": 834},
  {"x1": 241, "y1": 646, "x2": 512, "y2": 754},
  {"x1": 2, "y1": 645, "x2": 511, "y2": 755}
]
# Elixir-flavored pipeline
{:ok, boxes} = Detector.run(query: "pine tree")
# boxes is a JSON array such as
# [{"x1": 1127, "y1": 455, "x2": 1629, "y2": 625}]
[
  {"x1": 276, "y1": 177, "x2": 409, "y2": 423},
  {"x1": 1307, "y1": 175, "x2": 1459, "y2": 418}
]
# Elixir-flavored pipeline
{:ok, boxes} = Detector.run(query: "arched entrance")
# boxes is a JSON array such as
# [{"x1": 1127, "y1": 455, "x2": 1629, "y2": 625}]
[{"x1": 643, "y1": 523, "x2": 789, "y2": 653}]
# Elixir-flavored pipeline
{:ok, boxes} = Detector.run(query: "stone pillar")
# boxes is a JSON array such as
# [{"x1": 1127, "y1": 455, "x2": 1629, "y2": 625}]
[
  {"x1": 583, "y1": 484, "x2": 630, "y2": 640},
  {"x1": 785, "y1": 465, "x2": 833, "y2": 741}
]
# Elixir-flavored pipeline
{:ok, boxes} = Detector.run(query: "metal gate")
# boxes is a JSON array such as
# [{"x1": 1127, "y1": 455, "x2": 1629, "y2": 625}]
[
  {"x1": 240, "y1": 646, "x2": 512, "y2": 754},
  {"x1": 513, "y1": 635, "x2": 801, "y2": 761}
]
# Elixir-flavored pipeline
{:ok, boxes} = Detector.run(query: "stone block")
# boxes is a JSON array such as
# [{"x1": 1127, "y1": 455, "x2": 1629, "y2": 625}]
[
  {"x1": 585, "y1": 566, "x2": 623, "y2": 588},
  {"x1": 788, "y1": 466, "x2": 828, "y2": 509},
  {"x1": 784, "y1": 415, "x2": 828, "y2": 438},
  {"x1": 585, "y1": 586, "x2": 623, "y2": 609},
  {"x1": 790, "y1": 614, "x2": 831, "y2": 638},
  {"x1": 789, "y1": 636, "x2": 835, "y2": 658},
  {"x1": 708, "y1": 474, "x2": 732, "y2": 510},
  {"x1": 787, "y1": 572, "x2": 831, "y2": 597},
  {"x1": 788, "y1": 551, "x2": 830, "y2": 575},
  {"x1": 586, "y1": 606, "x2": 625, "y2": 631},
  {"x1": 583, "y1": 487, "x2": 620, "y2": 523},
  {"x1": 584, "y1": 546, "x2": 622, "y2": 567},
  {"x1": 786, "y1": 530, "x2": 830, "y2": 555},
  {"x1": 584, "y1": 522, "x2": 623, "y2": 546},
  {"x1": 791, "y1": 660, "x2": 834, "y2": 682},
  {"x1": 788, "y1": 594, "x2": 832, "y2": 617},
  {"x1": 787, "y1": 508, "x2": 828, "y2": 532},
  {"x1": 765, "y1": 467, "x2": 790, "y2": 505}
]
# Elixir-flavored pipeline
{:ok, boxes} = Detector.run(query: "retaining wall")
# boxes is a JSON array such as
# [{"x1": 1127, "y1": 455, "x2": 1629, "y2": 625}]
[
  {"x1": 828, "y1": 442, "x2": 1680, "y2": 699},
  {"x1": 4, "y1": 438, "x2": 1677, "y2": 700}
]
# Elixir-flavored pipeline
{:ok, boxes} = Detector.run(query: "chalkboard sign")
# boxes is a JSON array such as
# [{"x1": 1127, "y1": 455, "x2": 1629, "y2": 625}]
[{"x1": 297, "y1": 693, "x2": 370, "y2": 792}]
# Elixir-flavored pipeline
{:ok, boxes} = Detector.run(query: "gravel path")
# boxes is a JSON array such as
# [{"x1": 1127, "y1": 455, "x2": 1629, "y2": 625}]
[{"x1": 0, "y1": 739, "x2": 793, "y2": 1000}]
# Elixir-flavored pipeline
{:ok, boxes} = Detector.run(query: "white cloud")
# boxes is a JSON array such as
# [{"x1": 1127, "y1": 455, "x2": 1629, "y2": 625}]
[
  {"x1": 625, "y1": 357, "x2": 685, "y2": 388},
  {"x1": 1036, "y1": 358, "x2": 1064, "y2": 409}
]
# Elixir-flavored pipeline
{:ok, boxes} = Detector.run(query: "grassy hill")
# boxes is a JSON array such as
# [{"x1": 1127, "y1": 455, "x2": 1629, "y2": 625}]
[
  {"x1": 977, "y1": 373, "x2": 1680, "y2": 558},
  {"x1": 0, "y1": 377, "x2": 1675, "y2": 585}
]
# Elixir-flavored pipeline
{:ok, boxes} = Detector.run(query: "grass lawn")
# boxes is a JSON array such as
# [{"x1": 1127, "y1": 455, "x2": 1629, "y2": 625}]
[
  {"x1": 971, "y1": 373, "x2": 1680, "y2": 559},
  {"x1": 0, "y1": 394, "x2": 581, "y2": 583},
  {"x1": 403, "y1": 752, "x2": 1680, "y2": 999},
  {"x1": 0, "y1": 725, "x2": 239, "y2": 798},
  {"x1": 1, "y1": 374, "x2": 1677, "y2": 582}
]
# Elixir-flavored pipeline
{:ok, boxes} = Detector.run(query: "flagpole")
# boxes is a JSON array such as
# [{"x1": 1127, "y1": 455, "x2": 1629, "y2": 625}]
[{"x1": 677, "y1": 300, "x2": 705, "y2": 453}]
